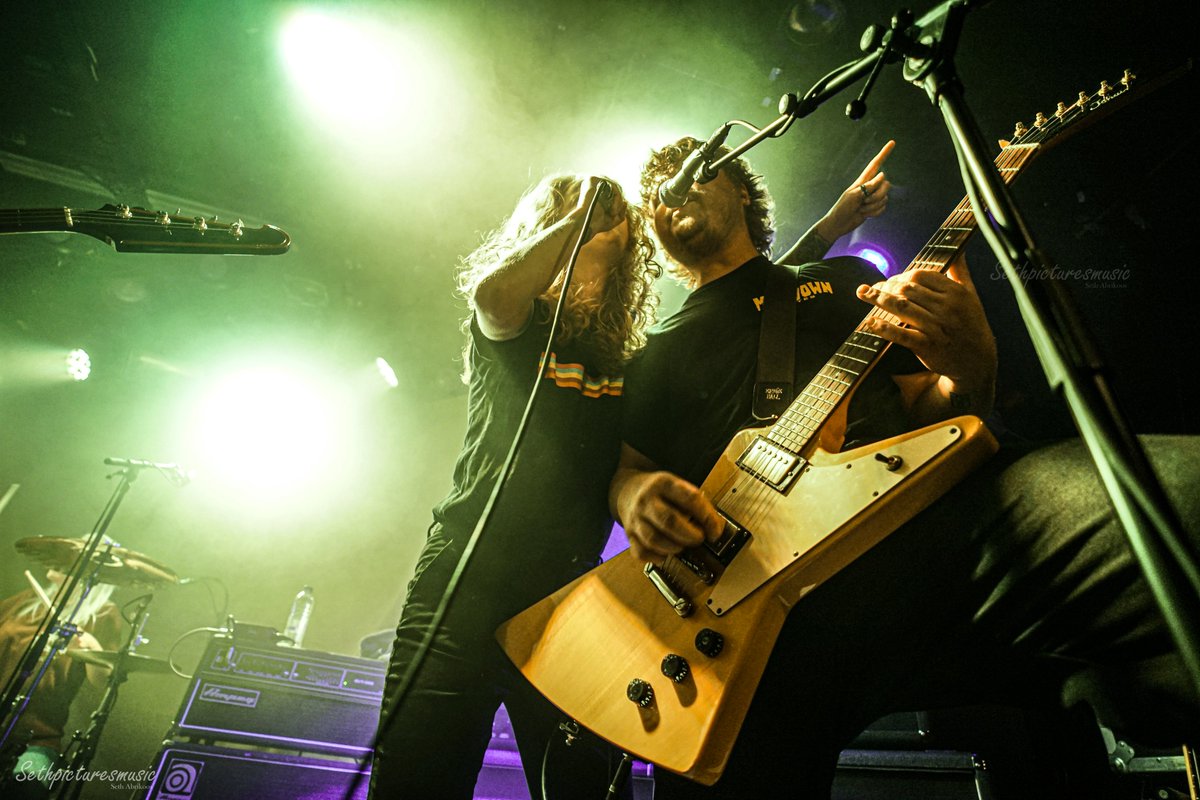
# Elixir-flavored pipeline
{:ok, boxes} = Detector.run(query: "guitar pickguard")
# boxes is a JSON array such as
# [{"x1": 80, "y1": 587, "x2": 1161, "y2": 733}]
[{"x1": 705, "y1": 420, "x2": 964, "y2": 615}]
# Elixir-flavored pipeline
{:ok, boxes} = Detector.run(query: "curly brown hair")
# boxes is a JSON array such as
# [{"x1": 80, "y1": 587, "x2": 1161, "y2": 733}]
[
  {"x1": 640, "y1": 136, "x2": 776, "y2": 282},
  {"x1": 457, "y1": 174, "x2": 661, "y2": 379}
]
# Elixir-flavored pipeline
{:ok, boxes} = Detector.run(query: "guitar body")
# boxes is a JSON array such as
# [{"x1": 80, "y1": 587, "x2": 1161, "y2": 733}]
[{"x1": 498, "y1": 415, "x2": 997, "y2": 784}]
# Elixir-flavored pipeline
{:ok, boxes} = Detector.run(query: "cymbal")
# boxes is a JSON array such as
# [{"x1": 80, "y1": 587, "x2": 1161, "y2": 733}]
[
  {"x1": 64, "y1": 649, "x2": 174, "y2": 675},
  {"x1": 14, "y1": 537, "x2": 179, "y2": 586}
]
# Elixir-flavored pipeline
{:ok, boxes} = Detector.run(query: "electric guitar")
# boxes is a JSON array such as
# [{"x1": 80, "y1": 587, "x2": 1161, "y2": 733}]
[
  {"x1": 497, "y1": 68, "x2": 1173, "y2": 785},
  {"x1": 0, "y1": 204, "x2": 290, "y2": 255}
]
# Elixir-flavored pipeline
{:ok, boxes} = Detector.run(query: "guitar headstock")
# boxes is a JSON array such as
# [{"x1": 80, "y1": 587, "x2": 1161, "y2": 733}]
[
  {"x1": 998, "y1": 69, "x2": 1137, "y2": 153},
  {"x1": 73, "y1": 204, "x2": 291, "y2": 255}
]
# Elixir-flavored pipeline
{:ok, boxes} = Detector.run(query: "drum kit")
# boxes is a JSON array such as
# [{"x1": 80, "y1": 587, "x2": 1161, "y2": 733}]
[{"x1": 1, "y1": 535, "x2": 181, "y2": 797}]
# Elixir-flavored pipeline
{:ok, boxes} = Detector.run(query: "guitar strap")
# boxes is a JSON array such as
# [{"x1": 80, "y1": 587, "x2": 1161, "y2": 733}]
[{"x1": 752, "y1": 263, "x2": 798, "y2": 421}]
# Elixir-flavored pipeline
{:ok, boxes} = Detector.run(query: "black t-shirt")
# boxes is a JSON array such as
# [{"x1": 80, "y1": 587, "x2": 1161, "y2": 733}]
[
  {"x1": 432, "y1": 310, "x2": 623, "y2": 565},
  {"x1": 623, "y1": 256, "x2": 924, "y2": 486}
]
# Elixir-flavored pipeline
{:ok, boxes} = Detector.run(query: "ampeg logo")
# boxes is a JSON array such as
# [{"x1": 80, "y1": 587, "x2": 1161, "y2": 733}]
[
  {"x1": 198, "y1": 683, "x2": 260, "y2": 708},
  {"x1": 155, "y1": 757, "x2": 204, "y2": 799}
]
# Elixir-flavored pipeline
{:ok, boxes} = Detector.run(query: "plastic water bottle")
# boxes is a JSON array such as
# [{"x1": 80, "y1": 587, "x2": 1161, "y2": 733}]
[{"x1": 283, "y1": 586, "x2": 314, "y2": 648}]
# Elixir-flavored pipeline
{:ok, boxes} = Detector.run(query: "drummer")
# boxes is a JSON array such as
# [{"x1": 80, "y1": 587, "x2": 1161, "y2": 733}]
[{"x1": 0, "y1": 571, "x2": 122, "y2": 794}]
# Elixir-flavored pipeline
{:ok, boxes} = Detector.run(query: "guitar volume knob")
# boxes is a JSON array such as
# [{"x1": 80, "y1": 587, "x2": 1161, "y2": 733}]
[
  {"x1": 695, "y1": 628, "x2": 725, "y2": 658},
  {"x1": 661, "y1": 654, "x2": 690, "y2": 683},
  {"x1": 626, "y1": 679, "x2": 654, "y2": 707}
]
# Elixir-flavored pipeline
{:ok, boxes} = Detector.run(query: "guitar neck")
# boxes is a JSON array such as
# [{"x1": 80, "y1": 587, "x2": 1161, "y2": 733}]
[
  {"x1": 0, "y1": 208, "x2": 76, "y2": 234},
  {"x1": 0, "y1": 204, "x2": 291, "y2": 255},
  {"x1": 766, "y1": 67, "x2": 1172, "y2": 452}
]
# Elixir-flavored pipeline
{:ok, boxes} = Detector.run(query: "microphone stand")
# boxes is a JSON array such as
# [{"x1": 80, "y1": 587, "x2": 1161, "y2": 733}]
[
  {"x1": 895, "y1": 0, "x2": 1200, "y2": 697},
  {"x1": 697, "y1": 0, "x2": 1200, "y2": 695},
  {"x1": 50, "y1": 595, "x2": 154, "y2": 800}
]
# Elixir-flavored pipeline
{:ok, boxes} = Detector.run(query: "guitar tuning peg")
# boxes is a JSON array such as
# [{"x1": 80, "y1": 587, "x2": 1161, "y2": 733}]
[
  {"x1": 1055, "y1": 101, "x2": 1068, "y2": 119},
  {"x1": 1098, "y1": 80, "x2": 1113, "y2": 97},
  {"x1": 1033, "y1": 112, "x2": 1048, "y2": 128},
  {"x1": 1077, "y1": 91, "x2": 1089, "y2": 106},
  {"x1": 1013, "y1": 121, "x2": 1028, "y2": 138},
  {"x1": 1121, "y1": 69, "x2": 1136, "y2": 88}
]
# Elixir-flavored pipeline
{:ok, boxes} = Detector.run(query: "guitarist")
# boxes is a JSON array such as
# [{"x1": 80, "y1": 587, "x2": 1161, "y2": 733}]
[
  {"x1": 370, "y1": 157, "x2": 896, "y2": 798},
  {"x1": 610, "y1": 137, "x2": 1200, "y2": 797}
]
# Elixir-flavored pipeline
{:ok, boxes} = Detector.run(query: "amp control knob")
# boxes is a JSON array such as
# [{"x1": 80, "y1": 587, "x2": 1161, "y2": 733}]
[
  {"x1": 661, "y1": 654, "x2": 690, "y2": 683},
  {"x1": 695, "y1": 628, "x2": 725, "y2": 658},
  {"x1": 626, "y1": 679, "x2": 655, "y2": 707}
]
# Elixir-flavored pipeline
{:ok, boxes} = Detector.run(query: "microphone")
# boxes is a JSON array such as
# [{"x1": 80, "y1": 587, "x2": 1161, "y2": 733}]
[
  {"x1": 594, "y1": 179, "x2": 615, "y2": 214},
  {"x1": 658, "y1": 124, "x2": 733, "y2": 208},
  {"x1": 103, "y1": 457, "x2": 192, "y2": 486}
]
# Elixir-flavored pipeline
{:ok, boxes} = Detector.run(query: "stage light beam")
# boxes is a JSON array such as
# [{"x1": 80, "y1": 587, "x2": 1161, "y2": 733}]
[{"x1": 189, "y1": 366, "x2": 351, "y2": 500}]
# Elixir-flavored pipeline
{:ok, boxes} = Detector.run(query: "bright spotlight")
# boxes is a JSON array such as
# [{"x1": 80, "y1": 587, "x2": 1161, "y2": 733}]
[
  {"x1": 375, "y1": 357, "x2": 399, "y2": 389},
  {"x1": 277, "y1": 8, "x2": 462, "y2": 152},
  {"x1": 279, "y1": 10, "x2": 400, "y2": 128},
  {"x1": 190, "y1": 366, "x2": 348, "y2": 498},
  {"x1": 66, "y1": 349, "x2": 91, "y2": 381}
]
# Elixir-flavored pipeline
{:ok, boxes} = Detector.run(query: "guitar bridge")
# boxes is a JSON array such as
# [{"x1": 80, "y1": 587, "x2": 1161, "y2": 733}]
[
  {"x1": 676, "y1": 552, "x2": 715, "y2": 584},
  {"x1": 643, "y1": 563, "x2": 693, "y2": 617},
  {"x1": 736, "y1": 435, "x2": 804, "y2": 490}
]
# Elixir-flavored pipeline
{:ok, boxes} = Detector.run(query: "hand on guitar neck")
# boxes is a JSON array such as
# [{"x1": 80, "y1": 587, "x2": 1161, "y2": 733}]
[{"x1": 857, "y1": 255, "x2": 998, "y2": 423}]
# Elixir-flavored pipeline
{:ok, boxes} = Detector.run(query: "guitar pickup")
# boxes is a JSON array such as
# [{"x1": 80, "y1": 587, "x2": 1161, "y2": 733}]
[
  {"x1": 704, "y1": 514, "x2": 750, "y2": 566},
  {"x1": 735, "y1": 435, "x2": 805, "y2": 490}
]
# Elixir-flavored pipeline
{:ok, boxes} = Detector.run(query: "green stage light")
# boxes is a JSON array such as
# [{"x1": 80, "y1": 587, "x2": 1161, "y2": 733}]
[
  {"x1": 277, "y1": 7, "x2": 466, "y2": 164},
  {"x1": 375, "y1": 357, "x2": 399, "y2": 389},
  {"x1": 189, "y1": 365, "x2": 348, "y2": 498},
  {"x1": 66, "y1": 348, "x2": 91, "y2": 381},
  {"x1": 279, "y1": 9, "x2": 399, "y2": 128}
]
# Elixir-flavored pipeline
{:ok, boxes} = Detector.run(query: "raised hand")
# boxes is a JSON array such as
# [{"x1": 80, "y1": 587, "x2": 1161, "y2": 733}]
[{"x1": 817, "y1": 140, "x2": 895, "y2": 242}]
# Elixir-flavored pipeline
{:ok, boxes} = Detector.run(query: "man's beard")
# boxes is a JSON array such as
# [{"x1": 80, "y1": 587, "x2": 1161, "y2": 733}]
[{"x1": 668, "y1": 212, "x2": 728, "y2": 263}]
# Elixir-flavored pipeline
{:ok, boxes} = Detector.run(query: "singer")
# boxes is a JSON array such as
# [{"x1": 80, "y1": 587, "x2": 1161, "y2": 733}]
[
  {"x1": 369, "y1": 174, "x2": 660, "y2": 799},
  {"x1": 610, "y1": 136, "x2": 1200, "y2": 798},
  {"x1": 370, "y1": 155, "x2": 896, "y2": 798}
]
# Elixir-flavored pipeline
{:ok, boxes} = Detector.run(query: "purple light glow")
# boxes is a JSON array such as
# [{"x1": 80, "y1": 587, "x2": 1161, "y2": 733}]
[{"x1": 849, "y1": 245, "x2": 893, "y2": 276}]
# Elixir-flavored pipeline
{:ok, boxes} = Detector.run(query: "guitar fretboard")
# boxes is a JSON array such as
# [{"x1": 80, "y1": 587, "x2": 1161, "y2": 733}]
[{"x1": 765, "y1": 142, "x2": 1040, "y2": 453}]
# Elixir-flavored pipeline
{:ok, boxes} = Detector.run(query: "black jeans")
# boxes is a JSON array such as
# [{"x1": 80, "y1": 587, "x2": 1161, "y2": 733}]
[
  {"x1": 370, "y1": 525, "x2": 627, "y2": 799},
  {"x1": 655, "y1": 435, "x2": 1200, "y2": 799}
]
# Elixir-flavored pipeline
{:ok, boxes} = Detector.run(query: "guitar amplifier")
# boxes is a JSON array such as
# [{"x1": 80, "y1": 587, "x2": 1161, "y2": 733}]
[
  {"x1": 141, "y1": 742, "x2": 369, "y2": 800},
  {"x1": 172, "y1": 636, "x2": 385, "y2": 755}
]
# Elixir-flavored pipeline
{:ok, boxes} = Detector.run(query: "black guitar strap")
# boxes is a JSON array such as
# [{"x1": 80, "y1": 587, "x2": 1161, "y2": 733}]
[{"x1": 752, "y1": 263, "x2": 798, "y2": 421}]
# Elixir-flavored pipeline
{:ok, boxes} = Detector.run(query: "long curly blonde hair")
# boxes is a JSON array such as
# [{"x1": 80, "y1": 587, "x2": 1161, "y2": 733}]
[{"x1": 457, "y1": 174, "x2": 661, "y2": 378}]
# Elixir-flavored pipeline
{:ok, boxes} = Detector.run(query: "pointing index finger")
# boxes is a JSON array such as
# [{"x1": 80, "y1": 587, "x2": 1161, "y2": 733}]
[{"x1": 853, "y1": 140, "x2": 896, "y2": 185}]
